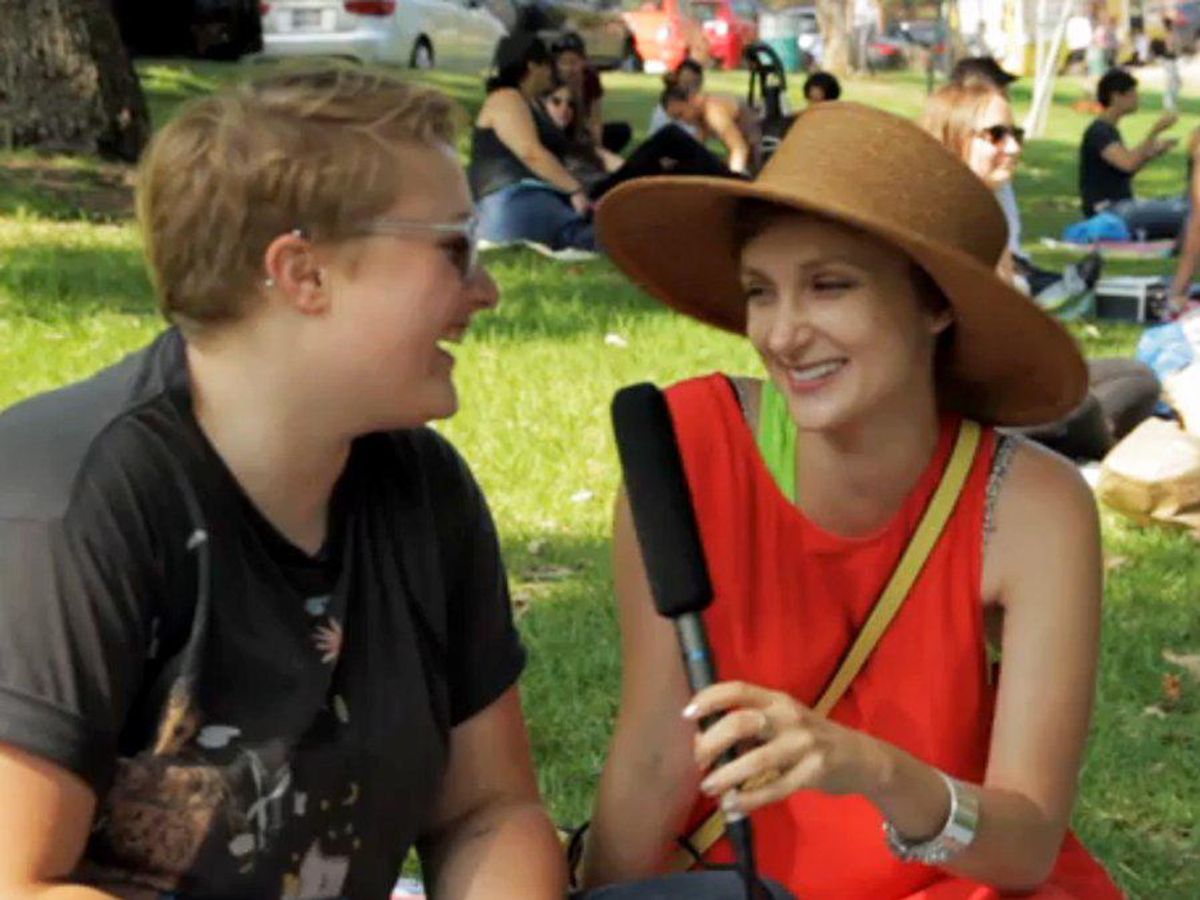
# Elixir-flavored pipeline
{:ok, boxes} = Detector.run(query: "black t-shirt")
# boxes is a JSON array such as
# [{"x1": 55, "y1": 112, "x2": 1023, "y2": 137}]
[
  {"x1": 1080, "y1": 118, "x2": 1133, "y2": 216},
  {"x1": 0, "y1": 329, "x2": 525, "y2": 899}
]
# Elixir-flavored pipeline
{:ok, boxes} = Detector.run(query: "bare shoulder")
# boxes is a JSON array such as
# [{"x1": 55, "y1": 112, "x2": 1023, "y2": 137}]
[
  {"x1": 987, "y1": 436, "x2": 1101, "y2": 608},
  {"x1": 998, "y1": 437, "x2": 1097, "y2": 523},
  {"x1": 479, "y1": 88, "x2": 524, "y2": 123}
]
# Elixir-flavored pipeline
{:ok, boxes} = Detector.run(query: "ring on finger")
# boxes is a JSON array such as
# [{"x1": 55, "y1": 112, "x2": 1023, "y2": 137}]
[{"x1": 755, "y1": 709, "x2": 773, "y2": 741}]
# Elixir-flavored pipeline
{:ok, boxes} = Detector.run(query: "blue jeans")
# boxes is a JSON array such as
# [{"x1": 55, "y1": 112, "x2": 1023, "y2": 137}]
[
  {"x1": 476, "y1": 182, "x2": 598, "y2": 252},
  {"x1": 1104, "y1": 197, "x2": 1189, "y2": 241}
]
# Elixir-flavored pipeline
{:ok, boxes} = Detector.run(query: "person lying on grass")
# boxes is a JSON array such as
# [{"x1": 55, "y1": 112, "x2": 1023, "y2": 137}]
[
  {"x1": 582, "y1": 102, "x2": 1123, "y2": 899},
  {"x1": 0, "y1": 66, "x2": 565, "y2": 900}
]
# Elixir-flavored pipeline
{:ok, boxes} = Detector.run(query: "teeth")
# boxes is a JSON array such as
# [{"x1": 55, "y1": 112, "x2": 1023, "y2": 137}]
[{"x1": 790, "y1": 360, "x2": 844, "y2": 381}]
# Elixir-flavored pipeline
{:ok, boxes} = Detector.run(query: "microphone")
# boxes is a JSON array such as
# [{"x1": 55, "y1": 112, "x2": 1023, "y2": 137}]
[{"x1": 611, "y1": 383, "x2": 764, "y2": 900}]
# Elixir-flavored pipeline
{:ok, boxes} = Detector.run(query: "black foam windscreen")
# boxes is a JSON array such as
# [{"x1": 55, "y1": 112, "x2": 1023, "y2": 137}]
[{"x1": 611, "y1": 383, "x2": 714, "y2": 618}]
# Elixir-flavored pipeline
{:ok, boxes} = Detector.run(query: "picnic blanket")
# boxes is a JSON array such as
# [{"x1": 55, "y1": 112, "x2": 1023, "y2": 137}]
[{"x1": 1039, "y1": 237, "x2": 1177, "y2": 259}]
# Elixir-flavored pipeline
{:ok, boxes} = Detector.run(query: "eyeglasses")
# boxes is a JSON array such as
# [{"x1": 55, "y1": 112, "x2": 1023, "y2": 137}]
[
  {"x1": 348, "y1": 215, "x2": 480, "y2": 280},
  {"x1": 977, "y1": 124, "x2": 1025, "y2": 146}
]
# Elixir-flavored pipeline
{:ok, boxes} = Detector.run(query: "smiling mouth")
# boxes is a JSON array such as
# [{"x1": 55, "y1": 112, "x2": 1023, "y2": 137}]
[{"x1": 784, "y1": 358, "x2": 847, "y2": 384}]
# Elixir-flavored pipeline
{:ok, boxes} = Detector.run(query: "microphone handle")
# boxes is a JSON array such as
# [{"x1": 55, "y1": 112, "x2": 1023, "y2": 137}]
[{"x1": 674, "y1": 614, "x2": 764, "y2": 900}]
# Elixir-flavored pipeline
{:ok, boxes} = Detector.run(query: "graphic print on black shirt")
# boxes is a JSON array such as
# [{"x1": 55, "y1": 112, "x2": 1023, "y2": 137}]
[{"x1": 0, "y1": 330, "x2": 526, "y2": 898}]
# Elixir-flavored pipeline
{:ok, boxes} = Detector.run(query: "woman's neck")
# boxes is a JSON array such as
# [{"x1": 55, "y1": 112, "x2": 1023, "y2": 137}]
[
  {"x1": 186, "y1": 336, "x2": 351, "y2": 556},
  {"x1": 793, "y1": 386, "x2": 943, "y2": 537}
]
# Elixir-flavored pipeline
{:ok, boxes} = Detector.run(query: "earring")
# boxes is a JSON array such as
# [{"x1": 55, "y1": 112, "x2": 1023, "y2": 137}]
[{"x1": 263, "y1": 277, "x2": 275, "y2": 288}]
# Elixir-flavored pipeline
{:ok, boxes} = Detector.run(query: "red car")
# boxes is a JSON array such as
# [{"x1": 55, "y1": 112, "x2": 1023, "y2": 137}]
[
  {"x1": 691, "y1": 0, "x2": 758, "y2": 70},
  {"x1": 623, "y1": 0, "x2": 710, "y2": 74}
]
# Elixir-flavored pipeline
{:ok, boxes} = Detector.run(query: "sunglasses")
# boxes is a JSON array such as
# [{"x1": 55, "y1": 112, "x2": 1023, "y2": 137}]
[
  {"x1": 348, "y1": 215, "x2": 480, "y2": 280},
  {"x1": 977, "y1": 124, "x2": 1025, "y2": 146}
]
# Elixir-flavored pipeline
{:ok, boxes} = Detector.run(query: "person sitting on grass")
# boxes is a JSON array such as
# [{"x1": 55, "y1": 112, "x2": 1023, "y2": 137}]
[
  {"x1": 0, "y1": 66, "x2": 567, "y2": 899},
  {"x1": 471, "y1": 33, "x2": 597, "y2": 252},
  {"x1": 660, "y1": 82, "x2": 760, "y2": 176},
  {"x1": 648, "y1": 58, "x2": 704, "y2": 139},
  {"x1": 542, "y1": 76, "x2": 737, "y2": 200},
  {"x1": 802, "y1": 71, "x2": 841, "y2": 105},
  {"x1": 948, "y1": 56, "x2": 1104, "y2": 300},
  {"x1": 552, "y1": 31, "x2": 632, "y2": 154},
  {"x1": 1079, "y1": 67, "x2": 1184, "y2": 237},
  {"x1": 923, "y1": 81, "x2": 1159, "y2": 462},
  {"x1": 583, "y1": 101, "x2": 1122, "y2": 899}
]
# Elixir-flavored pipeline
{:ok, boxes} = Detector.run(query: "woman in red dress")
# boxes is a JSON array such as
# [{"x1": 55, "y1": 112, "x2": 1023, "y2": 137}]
[{"x1": 580, "y1": 103, "x2": 1124, "y2": 898}]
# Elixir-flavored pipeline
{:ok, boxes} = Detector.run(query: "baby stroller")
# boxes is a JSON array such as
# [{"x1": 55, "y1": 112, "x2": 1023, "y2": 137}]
[{"x1": 743, "y1": 41, "x2": 797, "y2": 170}]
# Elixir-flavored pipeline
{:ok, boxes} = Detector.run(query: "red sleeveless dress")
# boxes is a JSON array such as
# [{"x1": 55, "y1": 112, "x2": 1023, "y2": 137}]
[{"x1": 665, "y1": 374, "x2": 1122, "y2": 899}]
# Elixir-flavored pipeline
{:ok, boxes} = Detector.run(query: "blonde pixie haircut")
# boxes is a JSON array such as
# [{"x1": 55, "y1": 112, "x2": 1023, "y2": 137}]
[
  {"x1": 919, "y1": 82, "x2": 1004, "y2": 162},
  {"x1": 136, "y1": 66, "x2": 459, "y2": 329}
]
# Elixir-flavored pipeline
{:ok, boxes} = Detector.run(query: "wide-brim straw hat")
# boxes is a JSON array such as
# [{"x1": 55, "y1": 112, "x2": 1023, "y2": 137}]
[{"x1": 596, "y1": 102, "x2": 1087, "y2": 426}]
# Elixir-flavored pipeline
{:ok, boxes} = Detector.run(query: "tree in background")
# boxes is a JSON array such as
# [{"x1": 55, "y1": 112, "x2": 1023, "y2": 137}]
[
  {"x1": 816, "y1": 0, "x2": 854, "y2": 74},
  {"x1": 0, "y1": 0, "x2": 150, "y2": 162}
]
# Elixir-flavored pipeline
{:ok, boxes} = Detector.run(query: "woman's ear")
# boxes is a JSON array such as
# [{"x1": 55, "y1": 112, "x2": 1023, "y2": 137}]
[
  {"x1": 929, "y1": 305, "x2": 955, "y2": 336},
  {"x1": 262, "y1": 230, "x2": 331, "y2": 316}
]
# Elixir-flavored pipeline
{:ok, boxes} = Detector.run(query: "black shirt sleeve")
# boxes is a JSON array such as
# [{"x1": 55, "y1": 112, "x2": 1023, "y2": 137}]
[
  {"x1": 0, "y1": 467, "x2": 153, "y2": 791},
  {"x1": 1086, "y1": 120, "x2": 1122, "y2": 157},
  {"x1": 423, "y1": 435, "x2": 526, "y2": 727}
]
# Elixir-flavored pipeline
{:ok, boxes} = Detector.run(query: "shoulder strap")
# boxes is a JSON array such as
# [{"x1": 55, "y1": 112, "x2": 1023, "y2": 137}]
[{"x1": 674, "y1": 419, "x2": 983, "y2": 870}]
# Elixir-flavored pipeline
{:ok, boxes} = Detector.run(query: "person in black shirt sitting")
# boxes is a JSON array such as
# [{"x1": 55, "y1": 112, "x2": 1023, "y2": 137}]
[
  {"x1": 0, "y1": 66, "x2": 567, "y2": 899},
  {"x1": 1079, "y1": 68, "x2": 1185, "y2": 237}
]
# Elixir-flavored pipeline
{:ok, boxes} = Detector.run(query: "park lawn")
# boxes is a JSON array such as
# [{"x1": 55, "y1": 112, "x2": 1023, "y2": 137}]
[{"x1": 1, "y1": 59, "x2": 1198, "y2": 897}]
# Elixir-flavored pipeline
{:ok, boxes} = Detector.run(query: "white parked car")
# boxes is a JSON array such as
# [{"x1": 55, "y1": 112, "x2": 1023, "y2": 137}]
[{"x1": 259, "y1": 0, "x2": 507, "y2": 72}]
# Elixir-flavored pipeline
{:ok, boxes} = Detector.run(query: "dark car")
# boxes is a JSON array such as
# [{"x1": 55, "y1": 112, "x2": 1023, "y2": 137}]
[
  {"x1": 485, "y1": 0, "x2": 639, "y2": 69},
  {"x1": 109, "y1": 0, "x2": 262, "y2": 59}
]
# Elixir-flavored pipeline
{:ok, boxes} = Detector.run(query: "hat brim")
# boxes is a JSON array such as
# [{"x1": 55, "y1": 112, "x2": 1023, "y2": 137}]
[{"x1": 597, "y1": 175, "x2": 1088, "y2": 427}]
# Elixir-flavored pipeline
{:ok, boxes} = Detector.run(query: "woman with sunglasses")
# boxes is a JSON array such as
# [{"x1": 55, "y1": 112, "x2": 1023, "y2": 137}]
[
  {"x1": 923, "y1": 83, "x2": 1161, "y2": 463},
  {"x1": 541, "y1": 79, "x2": 737, "y2": 201},
  {"x1": 471, "y1": 33, "x2": 598, "y2": 253},
  {"x1": 0, "y1": 66, "x2": 568, "y2": 899}
]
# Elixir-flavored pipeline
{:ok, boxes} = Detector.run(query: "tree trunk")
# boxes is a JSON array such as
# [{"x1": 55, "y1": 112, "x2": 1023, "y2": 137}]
[
  {"x1": 0, "y1": 0, "x2": 150, "y2": 161},
  {"x1": 816, "y1": 0, "x2": 853, "y2": 76}
]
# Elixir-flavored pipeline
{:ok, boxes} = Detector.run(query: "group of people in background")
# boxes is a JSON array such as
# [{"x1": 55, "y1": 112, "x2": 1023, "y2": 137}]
[{"x1": 471, "y1": 33, "x2": 849, "y2": 254}]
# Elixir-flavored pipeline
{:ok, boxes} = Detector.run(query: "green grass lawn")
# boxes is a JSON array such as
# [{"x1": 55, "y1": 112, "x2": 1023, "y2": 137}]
[{"x1": 1, "y1": 60, "x2": 1198, "y2": 897}]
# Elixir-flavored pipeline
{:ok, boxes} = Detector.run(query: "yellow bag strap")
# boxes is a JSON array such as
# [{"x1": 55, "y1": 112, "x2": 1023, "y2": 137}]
[{"x1": 672, "y1": 419, "x2": 983, "y2": 871}]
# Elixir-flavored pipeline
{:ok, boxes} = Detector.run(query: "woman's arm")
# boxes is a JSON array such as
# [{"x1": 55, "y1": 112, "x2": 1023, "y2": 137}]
[
  {"x1": 0, "y1": 743, "x2": 116, "y2": 899},
  {"x1": 702, "y1": 97, "x2": 751, "y2": 175},
  {"x1": 689, "y1": 441, "x2": 1103, "y2": 892},
  {"x1": 417, "y1": 686, "x2": 567, "y2": 900},
  {"x1": 484, "y1": 89, "x2": 587, "y2": 196},
  {"x1": 579, "y1": 490, "x2": 701, "y2": 888}
]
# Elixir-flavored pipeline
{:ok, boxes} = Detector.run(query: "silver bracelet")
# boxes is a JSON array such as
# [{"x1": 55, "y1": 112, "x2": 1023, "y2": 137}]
[{"x1": 882, "y1": 769, "x2": 980, "y2": 865}]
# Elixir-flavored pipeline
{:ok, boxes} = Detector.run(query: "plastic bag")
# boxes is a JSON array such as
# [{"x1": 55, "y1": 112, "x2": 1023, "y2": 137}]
[
  {"x1": 1097, "y1": 417, "x2": 1200, "y2": 534},
  {"x1": 1062, "y1": 212, "x2": 1132, "y2": 244}
]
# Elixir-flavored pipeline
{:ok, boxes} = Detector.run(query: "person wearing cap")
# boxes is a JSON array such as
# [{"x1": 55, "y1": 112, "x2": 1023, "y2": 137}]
[
  {"x1": 471, "y1": 34, "x2": 598, "y2": 252},
  {"x1": 582, "y1": 103, "x2": 1121, "y2": 897},
  {"x1": 922, "y1": 81, "x2": 1159, "y2": 463},
  {"x1": 948, "y1": 58, "x2": 1103, "y2": 302},
  {"x1": 948, "y1": 58, "x2": 1024, "y2": 268}
]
